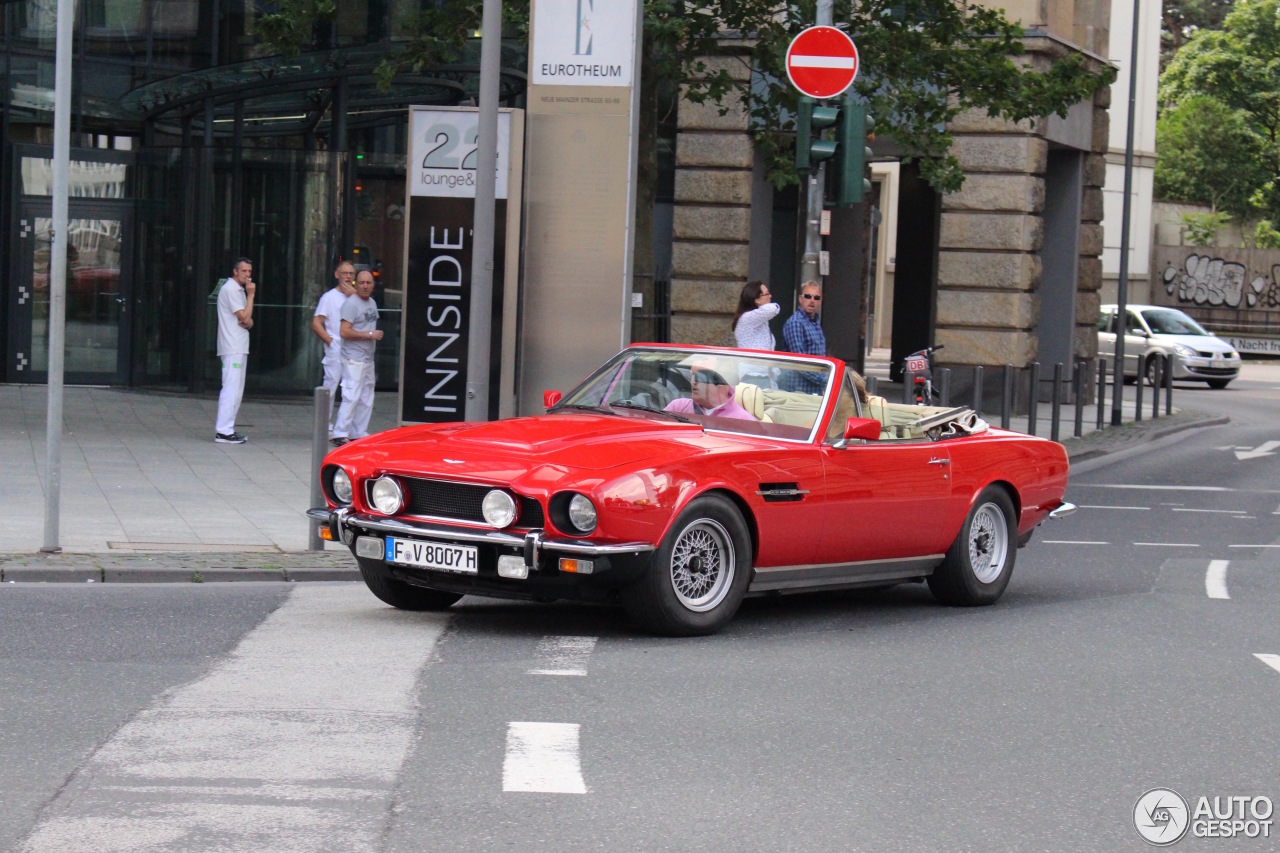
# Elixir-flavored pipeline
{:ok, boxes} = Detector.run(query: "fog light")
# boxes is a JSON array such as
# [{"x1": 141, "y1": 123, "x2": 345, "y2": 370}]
[
  {"x1": 559, "y1": 558, "x2": 594, "y2": 575},
  {"x1": 355, "y1": 536, "x2": 383, "y2": 559},
  {"x1": 498, "y1": 555, "x2": 528, "y2": 579}
]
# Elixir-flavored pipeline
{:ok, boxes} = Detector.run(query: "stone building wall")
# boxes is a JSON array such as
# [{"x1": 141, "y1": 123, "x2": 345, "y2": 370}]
[{"x1": 668, "y1": 55, "x2": 755, "y2": 346}]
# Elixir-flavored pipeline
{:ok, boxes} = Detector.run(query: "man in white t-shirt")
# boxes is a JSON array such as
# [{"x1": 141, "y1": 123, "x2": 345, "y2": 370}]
[
  {"x1": 331, "y1": 269, "x2": 382, "y2": 445},
  {"x1": 310, "y1": 259, "x2": 355, "y2": 430},
  {"x1": 214, "y1": 258, "x2": 255, "y2": 444}
]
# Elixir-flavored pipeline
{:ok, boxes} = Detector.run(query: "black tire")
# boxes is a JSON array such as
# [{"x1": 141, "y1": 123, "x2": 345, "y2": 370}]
[
  {"x1": 622, "y1": 494, "x2": 752, "y2": 636},
  {"x1": 1207, "y1": 378, "x2": 1231, "y2": 390},
  {"x1": 1144, "y1": 356, "x2": 1161, "y2": 387},
  {"x1": 356, "y1": 556, "x2": 462, "y2": 611},
  {"x1": 928, "y1": 487, "x2": 1017, "y2": 607}
]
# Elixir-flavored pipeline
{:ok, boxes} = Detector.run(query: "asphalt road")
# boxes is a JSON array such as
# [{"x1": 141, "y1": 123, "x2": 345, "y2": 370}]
[{"x1": 3, "y1": 367, "x2": 1278, "y2": 852}]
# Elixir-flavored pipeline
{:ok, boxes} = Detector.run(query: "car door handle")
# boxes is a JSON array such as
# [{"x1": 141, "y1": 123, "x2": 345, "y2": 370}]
[{"x1": 927, "y1": 458, "x2": 950, "y2": 466}]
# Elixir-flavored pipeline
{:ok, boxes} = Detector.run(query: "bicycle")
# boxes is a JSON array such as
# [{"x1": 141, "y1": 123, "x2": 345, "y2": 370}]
[{"x1": 904, "y1": 345, "x2": 943, "y2": 405}]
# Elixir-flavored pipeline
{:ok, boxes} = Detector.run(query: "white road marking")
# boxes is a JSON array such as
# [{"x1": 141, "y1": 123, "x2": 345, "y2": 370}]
[
  {"x1": 503, "y1": 722, "x2": 587, "y2": 793},
  {"x1": 1172, "y1": 508, "x2": 1247, "y2": 514},
  {"x1": 528, "y1": 635, "x2": 597, "y2": 677},
  {"x1": 1234, "y1": 440, "x2": 1280, "y2": 461},
  {"x1": 1043, "y1": 540, "x2": 1110, "y2": 545},
  {"x1": 790, "y1": 54, "x2": 856, "y2": 69},
  {"x1": 1086, "y1": 484, "x2": 1230, "y2": 491},
  {"x1": 1135, "y1": 542, "x2": 1200, "y2": 548},
  {"x1": 1229, "y1": 544, "x2": 1280, "y2": 549},
  {"x1": 1077, "y1": 505, "x2": 1149, "y2": 511},
  {"x1": 1206, "y1": 560, "x2": 1230, "y2": 600},
  {"x1": 1255, "y1": 654, "x2": 1280, "y2": 675},
  {"x1": 17, "y1": 586, "x2": 448, "y2": 853}
]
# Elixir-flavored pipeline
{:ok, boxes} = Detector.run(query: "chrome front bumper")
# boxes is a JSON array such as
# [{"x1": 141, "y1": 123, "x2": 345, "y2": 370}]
[{"x1": 307, "y1": 506, "x2": 655, "y2": 566}]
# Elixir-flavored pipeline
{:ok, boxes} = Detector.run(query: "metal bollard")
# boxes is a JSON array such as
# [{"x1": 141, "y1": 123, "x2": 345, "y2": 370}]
[
  {"x1": 1151, "y1": 355, "x2": 1162, "y2": 418},
  {"x1": 938, "y1": 367, "x2": 950, "y2": 407},
  {"x1": 1001, "y1": 365, "x2": 1012, "y2": 429},
  {"x1": 971, "y1": 365, "x2": 983, "y2": 416},
  {"x1": 1027, "y1": 362, "x2": 1040, "y2": 436},
  {"x1": 867, "y1": 375, "x2": 878, "y2": 397},
  {"x1": 1165, "y1": 354, "x2": 1174, "y2": 414},
  {"x1": 1050, "y1": 363, "x2": 1063, "y2": 443},
  {"x1": 308, "y1": 386, "x2": 331, "y2": 551},
  {"x1": 1073, "y1": 360, "x2": 1085, "y2": 438},
  {"x1": 1096, "y1": 358, "x2": 1107, "y2": 431},
  {"x1": 1134, "y1": 362, "x2": 1144, "y2": 423},
  {"x1": 902, "y1": 368, "x2": 913, "y2": 404}
]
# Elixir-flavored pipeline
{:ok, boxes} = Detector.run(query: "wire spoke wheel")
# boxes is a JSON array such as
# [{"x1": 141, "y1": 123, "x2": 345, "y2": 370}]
[
  {"x1": 967, "y1": 502, "x2": 1009, "y2": 584},
  {"x1": 669, "y1": 519, "x2": 735, "y2": 611}
]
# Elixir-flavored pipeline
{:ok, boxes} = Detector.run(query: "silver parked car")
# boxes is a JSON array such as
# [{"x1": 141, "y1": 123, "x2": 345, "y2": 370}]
[{"x1": 1098, "y1": 304, "x2": 1241, "y2": 389}]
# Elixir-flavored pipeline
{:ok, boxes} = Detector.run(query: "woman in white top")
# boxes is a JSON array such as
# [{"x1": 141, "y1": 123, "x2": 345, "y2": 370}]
[{"x1": 732, "y1": 280, "x2": 781, "y2": 387}]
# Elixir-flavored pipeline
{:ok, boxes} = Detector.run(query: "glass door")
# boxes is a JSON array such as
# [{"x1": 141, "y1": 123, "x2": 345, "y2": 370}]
[{"x1": 8, "y1": 200, "x2": 132, "y2": 384}]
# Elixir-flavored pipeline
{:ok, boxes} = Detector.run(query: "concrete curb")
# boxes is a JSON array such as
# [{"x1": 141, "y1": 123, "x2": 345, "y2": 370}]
[{"x1": 1, "y1": 410, "x2": 1230, "y2": 584}]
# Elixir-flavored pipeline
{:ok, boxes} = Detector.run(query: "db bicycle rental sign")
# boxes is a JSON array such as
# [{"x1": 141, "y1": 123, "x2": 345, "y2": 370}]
[{"x1": 786, "y1": 25, "x2": 860, "y2": 99}]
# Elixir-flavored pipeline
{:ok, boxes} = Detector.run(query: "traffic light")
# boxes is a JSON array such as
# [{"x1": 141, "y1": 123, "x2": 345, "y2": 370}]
[
  {"x1": 835, "y1": 96, "x2": 874, "y2": 206},
  {"x1": 794, "y1": 96, "x2": 842, "y2": 172}
]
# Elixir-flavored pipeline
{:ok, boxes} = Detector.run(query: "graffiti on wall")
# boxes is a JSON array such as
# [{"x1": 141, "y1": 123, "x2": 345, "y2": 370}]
[{"x1": 1161, "y1": 253, "x2": 1280, "y2": 309}]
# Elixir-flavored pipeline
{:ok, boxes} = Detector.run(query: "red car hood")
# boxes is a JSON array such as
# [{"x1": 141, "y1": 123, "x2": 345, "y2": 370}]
[{"x1": 340, "y1": 414, "x2": 710, "y2": 478}]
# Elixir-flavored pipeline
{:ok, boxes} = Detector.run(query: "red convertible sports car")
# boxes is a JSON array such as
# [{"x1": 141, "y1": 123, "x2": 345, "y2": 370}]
[{"x1": 309, "y1": 344, "x2": 1075, "y2": 635}]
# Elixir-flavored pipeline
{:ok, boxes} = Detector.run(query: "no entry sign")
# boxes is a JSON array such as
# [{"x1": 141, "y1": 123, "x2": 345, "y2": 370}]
[{"x1": 786, "y1": 26, "x2": 859, "y2": 99}]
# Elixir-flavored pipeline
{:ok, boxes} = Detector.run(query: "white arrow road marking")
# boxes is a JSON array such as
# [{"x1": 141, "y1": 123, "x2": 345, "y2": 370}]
[
  {"x1": 1206, "y1": 560, "x2": 1230, "y2": 599},
  {"x1": 17, "y1": 586, "x2": 448, "y2": 853},
  {"x1": 1255, "y1": 654, "x2": 1280, "y2": 675},
  {"x1": 503, "y1": 723, "x2": 587, "y2": 793},
  {"x1": 790, "y1": 54, "x2": 856, "y2": 69},
  {"x1": 1235, "y1": 440, "x2": 1280, "y2": 461},
  {"x1": 528, "y1": 636, "x2": 597, "y2": 677}
]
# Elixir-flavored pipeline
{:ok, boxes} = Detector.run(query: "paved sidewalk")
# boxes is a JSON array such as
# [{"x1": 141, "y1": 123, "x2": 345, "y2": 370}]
[{"x1": 0, "y1": 379, "x2": 1227, "y2": 582}]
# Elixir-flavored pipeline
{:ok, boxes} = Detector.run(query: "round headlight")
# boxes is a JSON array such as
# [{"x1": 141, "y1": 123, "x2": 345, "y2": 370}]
[
  {"x1": 370, "y1": 476, "x2": 404, "y2": 515},
  {"x1": 568, "y1": 494, "x2": 597, "y2": 533},
  {"x1": 482, "y1": 490, "x2": 517, "y2": 528},
  {"x1": 332, "y1": 468, "x2": 353, "y2": 505}
]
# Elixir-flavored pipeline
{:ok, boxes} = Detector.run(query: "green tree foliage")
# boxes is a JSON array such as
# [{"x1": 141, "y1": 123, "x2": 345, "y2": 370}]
[
  {"x1": 1154, "y1": 95, "x2": 1269, "y2": 218},
  {"x1": 1161, "y1": 0, "x2": 1280, "y2": 216},
  {"x1": 1161, "y1": 0, "x2": 1233, "y2": 68},
  {"x1": 1181, "y1": 210, "x2": 1232, "y2": 246},
  {"x1": 258, "y1": 0, "x2": 1109, "y2": 194}
]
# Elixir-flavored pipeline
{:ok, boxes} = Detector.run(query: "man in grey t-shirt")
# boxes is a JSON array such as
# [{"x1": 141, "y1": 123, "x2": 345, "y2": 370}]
[{"x1": 331, "y1": 270, "x2": 382, "y2": 445}]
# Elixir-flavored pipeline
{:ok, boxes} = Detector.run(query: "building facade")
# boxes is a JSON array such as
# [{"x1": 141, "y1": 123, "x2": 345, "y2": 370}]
[{"x1": 1, "y1": 1, "x2": 525, "y2": 395}]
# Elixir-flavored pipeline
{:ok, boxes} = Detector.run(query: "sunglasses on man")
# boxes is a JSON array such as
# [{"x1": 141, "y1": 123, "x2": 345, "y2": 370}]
[{"x1": 801, "y1": 293, "x2": 822, "y2": 301}]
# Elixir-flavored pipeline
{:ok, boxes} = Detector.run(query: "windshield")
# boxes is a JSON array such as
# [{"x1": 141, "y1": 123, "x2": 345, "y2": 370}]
[
  {"x1": 556, "y1": 347, "x2": 834, "y2": 441},
  {"x1": 1141, "y1": 308, "x2": 1209, "y2": 336}
]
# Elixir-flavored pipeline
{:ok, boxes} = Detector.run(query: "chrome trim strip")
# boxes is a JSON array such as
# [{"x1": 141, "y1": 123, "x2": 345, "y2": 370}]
[
  {"x1": 319, "y1": 511, "x2": 655, "y2": 556},
  {"x1": 752, "y1": 554, "x2": 946, "y2": 575},
  {"x1": 754, "y1": 488, "x2": 810, "y2": 497},
  {"x1": 1049, "y1": 502, "x2": 1077, "y2": 519}
]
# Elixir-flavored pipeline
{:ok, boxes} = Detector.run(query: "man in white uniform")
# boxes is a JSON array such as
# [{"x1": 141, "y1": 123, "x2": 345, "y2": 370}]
[
  {"x1": 310, "y1": 259, "x2": 355, "y2": 430},
  {"x1": 215, "y1": 258, "x2": 255, "y2": 444},
  {"x1": 331, "y1": 269, "x2": 382, "y2": 445}
]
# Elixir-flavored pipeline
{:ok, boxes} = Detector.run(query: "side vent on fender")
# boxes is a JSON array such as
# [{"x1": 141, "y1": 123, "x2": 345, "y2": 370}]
[{"x1": 756, "y1": 482, "x2": 809, "y2": 503}]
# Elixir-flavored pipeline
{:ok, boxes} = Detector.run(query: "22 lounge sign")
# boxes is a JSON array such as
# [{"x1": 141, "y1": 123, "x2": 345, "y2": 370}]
[
  {"x1": 401, "y1": 107, "x2": 517, "y2": 424},
  {"x1": 531, "y1": 0, "x2": 638, "y2": 87},
  {"x1": 411, "y1": 110, "x2": 512, "y2": 199}
]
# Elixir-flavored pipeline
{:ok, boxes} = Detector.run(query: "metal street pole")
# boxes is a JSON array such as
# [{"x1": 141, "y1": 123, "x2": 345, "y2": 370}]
[
  {"x1": 800, "y1": 0, "x2": 834, "y2": 285},
  {"x1": 42, "y1": 0, "x2": 75, "y2": 553},
  {"x1": 1111, "y1": 0, "x2": 1140, "y2": 426},
  {"x1": 464, "y1": 0, "x2": 503, "y2": 422}
]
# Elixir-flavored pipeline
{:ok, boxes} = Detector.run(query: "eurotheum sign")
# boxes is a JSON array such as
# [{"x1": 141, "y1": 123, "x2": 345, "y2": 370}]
[
  {"x1": 531, "y1": 0, "x2": 638, "y2": 87},
  {"x1": 399, "y1": 107, "x2": 523, "y2": 425}
]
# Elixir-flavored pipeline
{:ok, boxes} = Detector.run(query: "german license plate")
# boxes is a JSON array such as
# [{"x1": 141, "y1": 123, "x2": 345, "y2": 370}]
[{"x1": 386, "y1": 537, "x2": 478, "y2": 574}]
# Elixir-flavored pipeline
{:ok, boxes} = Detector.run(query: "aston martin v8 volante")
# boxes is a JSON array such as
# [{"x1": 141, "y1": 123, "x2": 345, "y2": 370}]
[{"x1": 309, "y1": 345, "x2": 1075, "y2": 635}]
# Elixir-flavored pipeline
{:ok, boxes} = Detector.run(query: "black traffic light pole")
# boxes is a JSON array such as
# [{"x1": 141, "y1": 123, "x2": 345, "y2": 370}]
[{"x1": 800, "y1": 0, "x2": 835, "y2": 286}]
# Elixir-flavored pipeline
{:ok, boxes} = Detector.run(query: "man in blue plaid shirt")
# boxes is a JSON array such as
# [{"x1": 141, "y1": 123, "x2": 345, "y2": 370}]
[{"x1": 781, "y1": 281, "x2": 827, "y2": 393}]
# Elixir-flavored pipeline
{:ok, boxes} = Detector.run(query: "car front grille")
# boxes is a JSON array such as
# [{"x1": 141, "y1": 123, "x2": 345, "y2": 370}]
[
  {"x1": 1185, "y1": 366, "x2": 1238, "y2": 376},
  {"x1": 397, "y1": 477, "x2": 545, "y2": 528}
]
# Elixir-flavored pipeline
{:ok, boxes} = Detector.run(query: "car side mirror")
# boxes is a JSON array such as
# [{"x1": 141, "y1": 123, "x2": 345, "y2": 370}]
[
  {"x1": 843, "y1": 418, "x2": 881, "y2": 442},
  {"x1": 543, "y1": 390, "x2": 562, "y2": 409}
]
